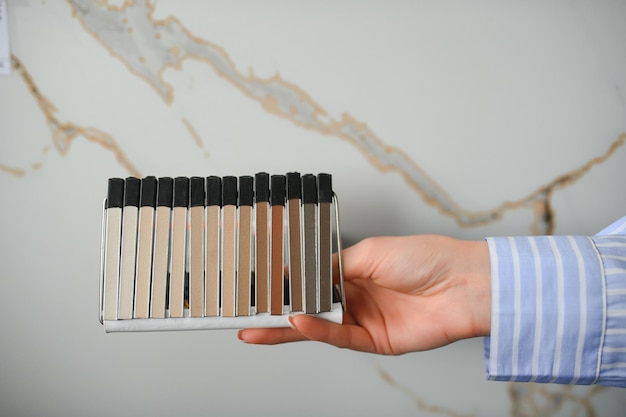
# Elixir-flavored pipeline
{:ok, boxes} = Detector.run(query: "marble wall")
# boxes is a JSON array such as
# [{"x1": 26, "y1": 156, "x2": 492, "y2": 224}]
[{"x1": 1, "y1": 1, "x2": 625, "y2": 416}]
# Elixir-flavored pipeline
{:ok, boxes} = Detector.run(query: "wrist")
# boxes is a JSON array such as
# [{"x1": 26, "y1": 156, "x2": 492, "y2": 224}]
[{"x1": 453, "y1": 239, "x2": 492, "y2": 338}]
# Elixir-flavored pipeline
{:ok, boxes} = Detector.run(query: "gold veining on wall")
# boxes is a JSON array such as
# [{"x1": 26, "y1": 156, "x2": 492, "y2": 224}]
[
  {"x1": 378, "y1": 365, "x2": 607, "y2": 417},
  {"x1": 67, "y1": 0, "x2": 625, "y2": 234},
  {"x1": 0, "y1": 163, "x2": 26, "y2": 177},
  {"x1": 9, "y1": 54, "x2": 142, "y2": 177},
  {"x1": 377, "y1": 366, "x2": 475, "y2": 417},
  {"x1": 500, "y1": 133, "x2": 625, "y2": 235},
  {"x1": 508, "y1": 383, "x2": 606, "y2": 417},
  {"x1": 0, "y1": 145, "x2": 49, "y2": 177},
  {"x1": 182, "y1": 117, "x2": 208, "y2": 159}
]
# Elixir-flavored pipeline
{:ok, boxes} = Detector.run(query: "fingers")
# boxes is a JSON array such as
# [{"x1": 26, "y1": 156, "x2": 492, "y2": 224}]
[
  {"x1": 239, "y1": 315, "x2": 378, "y2": 353},
  {"x1": 237, "y1": 323, "x2": 308, "y2": 345},
  {"x1": 288, "y1": 314, "x2": 377, "y2": 353}
]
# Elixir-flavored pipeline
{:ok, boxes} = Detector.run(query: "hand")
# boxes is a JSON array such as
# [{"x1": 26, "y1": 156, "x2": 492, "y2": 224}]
[{"x1": 238, "y1": 235, "x2": 491, "y2": 355}]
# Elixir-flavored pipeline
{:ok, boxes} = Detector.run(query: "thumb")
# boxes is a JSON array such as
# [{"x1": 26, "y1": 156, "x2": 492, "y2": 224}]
[{"x1": 332, "y1": 237, "x2": 383, "y2": 284}]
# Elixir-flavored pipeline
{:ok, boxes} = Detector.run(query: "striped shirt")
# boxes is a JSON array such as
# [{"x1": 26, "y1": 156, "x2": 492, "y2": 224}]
[{"x1": 484, "y1": 216, "x2": 626, "y2": 387}]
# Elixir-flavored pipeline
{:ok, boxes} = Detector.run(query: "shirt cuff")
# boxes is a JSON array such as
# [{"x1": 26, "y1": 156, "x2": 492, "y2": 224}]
[
  {"x1": 484, "y1": 235, "x2": 605, "y2": 384},
  {"x1": 590, "y1": 234, "x2": 626, "y2": 387}
]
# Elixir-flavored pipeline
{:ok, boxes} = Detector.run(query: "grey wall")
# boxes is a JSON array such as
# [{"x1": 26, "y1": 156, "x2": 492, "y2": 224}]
[{"x1": 1, "y1": 1, "x2": 625, "y2": 416}]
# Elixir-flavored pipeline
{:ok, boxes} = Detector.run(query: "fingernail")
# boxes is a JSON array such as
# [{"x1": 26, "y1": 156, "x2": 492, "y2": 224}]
[
  {"x1": 287, "y1": 316, "x2": 297, "y2": 330},
  {"x1": 237, "y1": 330, "x2": 248, "y2": 342}
]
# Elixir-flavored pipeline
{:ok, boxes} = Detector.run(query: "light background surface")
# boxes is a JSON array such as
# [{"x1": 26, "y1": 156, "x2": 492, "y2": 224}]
[{"x1": 1, "y1": 1, "x2": 625, "y2": 416}]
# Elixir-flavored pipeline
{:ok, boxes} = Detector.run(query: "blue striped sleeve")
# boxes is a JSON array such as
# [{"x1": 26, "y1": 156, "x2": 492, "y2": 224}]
[
  {"x1": 592, "y1": 216, "x2": 626, "y2": 386},
  {"x1": 484, "y1": 216, "x2": 626, "y2": 387}
]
